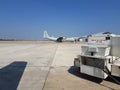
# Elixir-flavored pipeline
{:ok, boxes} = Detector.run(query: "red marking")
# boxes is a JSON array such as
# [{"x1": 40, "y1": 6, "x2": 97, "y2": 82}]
[
  {"x1": 74, "y1": 58, "x2": 79, "y2": 61},
  {"x1": 107, "y1": 35, "x2": 110, "y2": 37}
]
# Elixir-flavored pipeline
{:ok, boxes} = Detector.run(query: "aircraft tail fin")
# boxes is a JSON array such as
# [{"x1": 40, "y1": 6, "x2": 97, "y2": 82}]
[{"x1": 43, "y1": 31, "x2": 49, "y2": 38}]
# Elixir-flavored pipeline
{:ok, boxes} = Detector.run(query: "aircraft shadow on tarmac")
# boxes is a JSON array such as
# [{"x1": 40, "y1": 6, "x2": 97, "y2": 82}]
[
  {"x1": 0, "y1": 61, "x2": 27, "y2": 90},
  {"x1": 68, "y1": 66, "x2": 120, "y2": 84}
]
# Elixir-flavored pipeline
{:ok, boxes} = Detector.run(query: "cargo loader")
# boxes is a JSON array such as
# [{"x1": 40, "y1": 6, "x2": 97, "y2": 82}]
[{"x1": 74, "y1": 32, "x2": 120, "y2": 84}]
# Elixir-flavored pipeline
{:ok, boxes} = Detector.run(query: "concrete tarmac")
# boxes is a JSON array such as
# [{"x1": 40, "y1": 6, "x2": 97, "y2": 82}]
[{"x1": 0, "y1": 41, "x2": 119, "y2": 90}]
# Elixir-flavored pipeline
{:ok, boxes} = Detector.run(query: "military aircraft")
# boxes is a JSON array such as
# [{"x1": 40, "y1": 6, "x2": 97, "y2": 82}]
[{"x1": 43, "y1": 31, "x2": 79, "y2": 42}]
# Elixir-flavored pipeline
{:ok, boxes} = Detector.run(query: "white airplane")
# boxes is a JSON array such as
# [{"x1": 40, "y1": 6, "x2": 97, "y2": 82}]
[{"x1": 43, "y1": 31, "x2": 79, "y2": 42}]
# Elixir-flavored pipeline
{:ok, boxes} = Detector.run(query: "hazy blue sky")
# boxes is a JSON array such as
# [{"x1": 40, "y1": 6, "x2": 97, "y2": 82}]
[{"x1": 0, "y1": 0, "x2": 120, "y2": 40}]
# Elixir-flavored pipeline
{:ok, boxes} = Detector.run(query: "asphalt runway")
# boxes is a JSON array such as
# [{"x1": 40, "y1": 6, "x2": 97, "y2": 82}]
[{"x1": 0, "y1": 41, "x2": 119, "y2": 90}]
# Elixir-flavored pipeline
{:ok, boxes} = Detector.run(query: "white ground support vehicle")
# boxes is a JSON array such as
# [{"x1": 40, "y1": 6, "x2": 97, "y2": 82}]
[{"x1": 74, "y1": 32, "x2": 120, "y2": 84}]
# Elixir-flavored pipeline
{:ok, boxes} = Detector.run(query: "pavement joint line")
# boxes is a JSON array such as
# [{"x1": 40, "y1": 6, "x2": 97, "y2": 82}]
[
  {"x1": 50, "y1": 44, "x2": 59, "y2": 66},
  {"x1": 42, "y1": 44, "x2": 59, "y2": 90}
]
